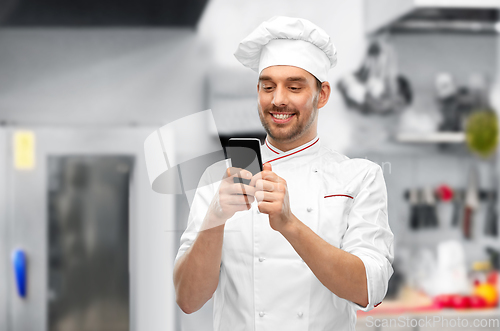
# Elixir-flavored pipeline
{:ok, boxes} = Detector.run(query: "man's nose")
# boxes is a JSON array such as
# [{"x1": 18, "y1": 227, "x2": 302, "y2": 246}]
[{"x1": 272, "y1": 86, "x2": 288, "y2": 107}]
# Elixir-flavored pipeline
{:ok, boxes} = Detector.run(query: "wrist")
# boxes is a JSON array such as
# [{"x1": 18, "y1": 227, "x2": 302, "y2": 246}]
[
  {"x1": 201, "y1": 210, "x2": 228, "y2": 231},
  {"x1": 279, "y1": 214, "x2": 300, "y2": 238}
]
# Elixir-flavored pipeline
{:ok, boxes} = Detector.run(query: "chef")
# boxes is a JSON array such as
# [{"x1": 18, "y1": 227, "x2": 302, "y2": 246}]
[{"x1": 173, "y1": 16, "x2": 394, "y2": 330}]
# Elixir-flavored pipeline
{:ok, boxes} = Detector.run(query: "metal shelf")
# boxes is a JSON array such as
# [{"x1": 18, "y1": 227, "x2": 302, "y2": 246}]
[{"x1": 395, "y1": 132, "x2": 466, "y2": 143}]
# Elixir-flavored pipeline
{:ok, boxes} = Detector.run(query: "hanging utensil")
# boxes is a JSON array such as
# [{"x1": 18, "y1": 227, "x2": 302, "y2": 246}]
[
  {"x1": 485, "y1": 154, "x2": 498, "y2": 237},
  {"x1": 451, "y1": 190, "x2": 463, "y2": 227},
  {"x1": 418, "y1": 187, "x2": 430, "y2": 228},
  {"x1": 337, "y1": 38, "x2": 411, "y2": 115},
  {"x1": 424, "y1": 186, "x2": 439, "y2": 228},
  {"x1": 484, "y1": 190, "x2": 497, "y2": 237},
  {"x1": 409, "y1": 188, "x2": 420, "y2": 230},
  {"x1": 463, "y1": 166, "x2": 480, "y2": 239}
]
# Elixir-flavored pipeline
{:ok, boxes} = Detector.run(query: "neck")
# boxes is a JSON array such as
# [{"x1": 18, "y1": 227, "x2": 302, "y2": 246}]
[{"x1": 267, "y1": 132, "x2": 317, "y2": 152}]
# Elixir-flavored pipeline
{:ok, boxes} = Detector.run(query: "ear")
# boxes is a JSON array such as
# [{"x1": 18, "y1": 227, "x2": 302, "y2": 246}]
[{"x1": 316, "y1": 82, "x2": 331, "y2": 109}]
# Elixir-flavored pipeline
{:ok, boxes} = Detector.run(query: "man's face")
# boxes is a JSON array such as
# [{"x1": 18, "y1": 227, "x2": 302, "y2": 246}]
[{"x1": 257, "y1": 66, "x2": 321, "y2": 146}]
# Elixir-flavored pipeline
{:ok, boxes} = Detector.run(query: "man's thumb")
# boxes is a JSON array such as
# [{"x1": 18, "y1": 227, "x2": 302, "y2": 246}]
[{"x1": 263, "y1": 162, "x2": 272, "y2": 171}]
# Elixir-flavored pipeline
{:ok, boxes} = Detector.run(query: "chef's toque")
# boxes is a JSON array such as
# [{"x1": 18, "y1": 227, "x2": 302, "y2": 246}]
[{"x1": 234, "y1": 16, "x2": 337, "y2": 82}]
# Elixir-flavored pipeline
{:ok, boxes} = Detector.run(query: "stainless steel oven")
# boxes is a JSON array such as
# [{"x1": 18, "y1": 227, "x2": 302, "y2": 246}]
[{"x1": 0, "y1": 126, "x2": 176, "y2": 331}]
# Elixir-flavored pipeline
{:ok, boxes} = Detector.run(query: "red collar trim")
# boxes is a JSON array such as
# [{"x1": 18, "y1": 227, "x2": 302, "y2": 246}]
[
  {"x1": 267, "y1": 138, "x2": 320, "y2": 164},
  {"x1": 265, "y1": 140, "x2": 280, "y2": 154}
]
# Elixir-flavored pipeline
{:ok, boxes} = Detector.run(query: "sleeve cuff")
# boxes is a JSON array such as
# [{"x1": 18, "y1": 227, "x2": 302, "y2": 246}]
[{"x1": 348, "y1": 253, "x2": 393, "y2": 312}]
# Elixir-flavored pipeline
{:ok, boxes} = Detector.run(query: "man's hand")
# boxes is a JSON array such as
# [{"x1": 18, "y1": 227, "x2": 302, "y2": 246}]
[
  {"x1": 204, "y1": 167, "x2": 256, "y2": 230},
  {"x1": 251, "y1": 163, "x2": 294, "y2": 232},
  {"x1": 176, "y1": 167, "x2": 255, "y2": 313}
]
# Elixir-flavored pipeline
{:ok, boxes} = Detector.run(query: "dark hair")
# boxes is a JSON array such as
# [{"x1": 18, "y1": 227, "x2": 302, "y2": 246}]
[{"x1": 315, "y1": 78, "x2": 322, "y2": 92}]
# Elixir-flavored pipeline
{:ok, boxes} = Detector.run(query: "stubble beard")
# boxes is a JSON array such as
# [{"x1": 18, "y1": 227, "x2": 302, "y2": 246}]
[{"x1": 258, "y1": 96, "x2": 319, "y2": 144}]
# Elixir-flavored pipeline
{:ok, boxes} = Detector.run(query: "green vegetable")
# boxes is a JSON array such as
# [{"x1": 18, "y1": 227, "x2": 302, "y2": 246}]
[{"x1": 465, "y1": 110, "x2": 499, "y2": 158}]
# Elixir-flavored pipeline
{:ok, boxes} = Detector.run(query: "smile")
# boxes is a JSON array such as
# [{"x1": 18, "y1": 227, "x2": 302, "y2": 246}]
[{"x1": 270, "y1": 113, "x2": 295, "y2": 123}]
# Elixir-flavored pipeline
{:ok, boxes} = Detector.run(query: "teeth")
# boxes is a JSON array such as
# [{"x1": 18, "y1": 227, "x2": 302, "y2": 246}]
[{"x1": 272, "y1": 113, "x2": 292, "y2": 120}]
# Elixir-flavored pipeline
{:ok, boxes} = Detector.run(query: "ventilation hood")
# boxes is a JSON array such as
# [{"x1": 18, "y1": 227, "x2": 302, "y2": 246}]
[
  {"x1": 365, "y1": 0, "x2": 500, "y2": 34},
  {"x1": 0, "y1": 0, "x2": 209, "y2": 27}
]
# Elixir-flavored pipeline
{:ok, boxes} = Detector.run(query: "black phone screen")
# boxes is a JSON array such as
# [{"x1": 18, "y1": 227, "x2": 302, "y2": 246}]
[{"x1": 227, "y1": 138, "x2": 263, "y2": 185}]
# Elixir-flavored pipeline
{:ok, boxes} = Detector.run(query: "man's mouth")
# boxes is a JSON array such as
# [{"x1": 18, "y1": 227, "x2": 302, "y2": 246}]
[{"x1": 270, "y1": 113, "x2": 295, "y2": 123}]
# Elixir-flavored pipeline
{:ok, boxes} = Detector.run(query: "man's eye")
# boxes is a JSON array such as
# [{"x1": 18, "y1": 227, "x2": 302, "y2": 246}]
[
  {"x1": 289, "y1": 87, "x2": 301, "y2": 91},
  {"x1": 263, "y1": 86, "x2": 274, "y2": 91}
]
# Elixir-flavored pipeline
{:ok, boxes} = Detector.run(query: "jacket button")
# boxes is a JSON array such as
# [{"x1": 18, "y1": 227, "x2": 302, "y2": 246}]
[
  {"x1": 298, "y1": 312, "x2": 304, "y2": 318},
  {"x1": 307, "y1": 207, "x2": 313, "y2": 212},
  {"x1": 258, "y1": 257, "x2": 265, "y2": 262},
  {"x1": 259, "y1": 311, "x2": 265, "y2": 317}
]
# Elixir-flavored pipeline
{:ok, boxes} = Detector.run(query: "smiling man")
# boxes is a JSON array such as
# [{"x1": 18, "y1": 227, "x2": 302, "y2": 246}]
[
  {"x1": 257, "y1": 66, "x2": 324, "y2": 150},
  {"x1": 173, "y1": 16, "x2": 394, "y2": 330}
]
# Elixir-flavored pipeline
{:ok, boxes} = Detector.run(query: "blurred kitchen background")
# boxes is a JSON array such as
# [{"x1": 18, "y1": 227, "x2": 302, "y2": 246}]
[{"x1": 1, "y1": 0, "x2": 500, "y2": 330}]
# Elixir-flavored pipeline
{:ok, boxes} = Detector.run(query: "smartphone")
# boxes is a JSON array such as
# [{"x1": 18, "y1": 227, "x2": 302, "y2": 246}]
[{"x1": 227, "y1": 138, "x2": 263, "y2": 185}]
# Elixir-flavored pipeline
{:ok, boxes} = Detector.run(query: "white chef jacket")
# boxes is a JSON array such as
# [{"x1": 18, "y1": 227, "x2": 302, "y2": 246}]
[{"x1": 175, "y1": 136, "x2": 394, "y2": 331}]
